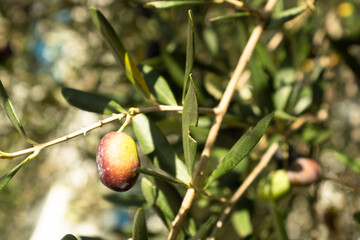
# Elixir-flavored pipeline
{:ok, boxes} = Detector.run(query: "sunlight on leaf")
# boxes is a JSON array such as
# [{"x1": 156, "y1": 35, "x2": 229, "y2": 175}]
[
  {"x1": 268, "y1": 5, "x2": 307, "y2": 29},
  {"x1": 89, "y1": 7, "x2": 150, "y2": 99},
  {"x1": 139, "y1": 65, "x2": 177, "y2": 106}
]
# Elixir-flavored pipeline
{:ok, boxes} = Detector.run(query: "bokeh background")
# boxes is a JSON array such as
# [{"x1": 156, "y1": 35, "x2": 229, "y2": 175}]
[{"x1": 0, "y1": 0, "x2": 360, "y2": 239}]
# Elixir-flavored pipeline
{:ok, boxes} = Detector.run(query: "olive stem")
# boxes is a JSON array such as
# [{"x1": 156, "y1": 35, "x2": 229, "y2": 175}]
[{"x1": 118, "y1": 113, "x2": 132, "y2": 133}]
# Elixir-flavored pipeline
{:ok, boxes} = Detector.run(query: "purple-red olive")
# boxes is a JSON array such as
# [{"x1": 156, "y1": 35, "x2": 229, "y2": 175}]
[
  {"x1": 96, "y1": 132, "x2": 140, "y2": 192},
  {"x1": 287, "y1": 158, "x2": 321, "y2": 186}
]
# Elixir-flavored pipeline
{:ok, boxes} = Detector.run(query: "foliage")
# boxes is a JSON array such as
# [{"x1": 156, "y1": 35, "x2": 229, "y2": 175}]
[{"x1": 0, "y1": 0, "x2": 360, "y2": 239}]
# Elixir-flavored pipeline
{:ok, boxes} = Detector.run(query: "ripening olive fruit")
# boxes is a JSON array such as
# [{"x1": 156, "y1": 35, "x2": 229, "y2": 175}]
[
  {"x1": 287, "y1": 158, "x2": 321, "y2": 186},
  {"x1": 257, "y1": 169, "x2": 291, "y2": 200},
  {"x1": 96, "y1": 132, "x2": 140, "y2": 192}
]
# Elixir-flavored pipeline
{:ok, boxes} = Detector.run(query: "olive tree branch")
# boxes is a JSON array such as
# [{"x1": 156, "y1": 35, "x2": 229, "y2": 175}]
[
  {"x1": 0, "y1": 113, "x2": 126, "y2": 160},
  {"x1": 223, "y1": 0, "x2": 244, "y2": 8},
  {"x1": 195, "y1": 187, "x2": 229, "y2": 204},
  {"x1": 0, "y1": 105, "x2": 215, "y2": 160},
  {"x1": 209, "y1": 142, "x2": 279, "y2": 239},
  {"x1": 168, "y1": 0, "x2": 279, "y2": 239}
]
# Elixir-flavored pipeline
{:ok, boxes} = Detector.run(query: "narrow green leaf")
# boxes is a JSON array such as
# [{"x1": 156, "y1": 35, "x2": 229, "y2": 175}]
[
  {"x1": 161, "y1": 51, "x2": 184, "y2": 88},
  {"x1": 89, "y1": 7, "x2": 150, "y2": 98},
  {"x1": 183, "y1": 10, "x2": 195, "y2": 103},
  {"x1": 255, "y1": 42, "x2": 277, "y2": 76},
  {"x1": 135, "y1": 167, "x2": 188, "y2": 186},
  {"x1": 61, "y1": 234, "x2": 78, "y2": 240},
  {"x1": 334, "y1": 152, "x2": 360, "y2": 174},
  {"x1": 0, "y1": 80, "x2": 36, "y2": 145},
  {"x1": 274, "y1": 110, "x2": 297, "y2": 121},
  {"x1": 61, "y1": 87, "x2": 125, "y2": 114},
  {"x1": 204, "y1": 73, "x2": 224, "y2": 100},
  {"x1": 353, "y1": 212, "x2": 360, "y2": 224},
  {"x1": 141, "y1": 177, "x2": 176, "y2": 228},
  {"x1": 182, "y1": 77, "x2": 198, "y2": 177},
  {"x1": 141, "y1": 177, "x2": 193, "y2": 238},
  {"x1": 272, "y1": 68, "x2": 296, "y2": 111},
  {"x1": 248, "y1": 50, "x2": 272, "y2": 112},
  {"x1": 132, "y1": 208, "x2": 148, "y2": 240},
  {"x1": 189, "y1": 216, "x2": 216, "y2": 240},
  {"x1": 301, "y1": 124, "x2": 332, "y2": 145},
  {"x1": 273, "y1": 86, "x2": 292, "y2": 111},
  {"x1": 293, "y1": 86, "x2": 312, "y2": 115},
  {"x1": 205, "y1": 113, "x2": 274, "y2": 188},
  {"x1": 0, "y1": 165, "x2": 22, "y2": 192},
  {"x1": 145, "y1": 1, "x2": 208, "y2": 9},
  {"x1": 139, "y1": 65, "x2": 177, "y2": 106},
  {"x1": 231, "y1": 209, "x2": 253, "y2": 238},
  {"x1": 0, "y1": 152, "x2": 36, "y2": 192},
  {"x1": 202, "y1": 27, "x2": 219, "y2": 57},
  {"x1": 267, "y1": 5, "x2": 307, "y2": 29},
  {"x1": 133, "y1": 114, "x2": 191, "y2": 184},
  {"x1": 210, "y1": 12, "x2": 250, "y2": 22}
]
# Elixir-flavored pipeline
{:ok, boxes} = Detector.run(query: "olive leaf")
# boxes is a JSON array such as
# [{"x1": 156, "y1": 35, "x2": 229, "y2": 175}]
[
  {"x1": 182, "y1": 76, "x2": 198, "y2": 177},
  {"x1": 267, "y1": 5, "x2": 307, "y2": 29},
  {"x1": 133, "y1": 114, "x2": 191, "y2": 184},
  {"x1": 135, "y1": 167, "x2": 188, "y2": 187},
  {"x1": 0, "y1": 80, "x2": 36, "y2": 145},
  {"x1": 183, "y1": 10, "x2": 195, "y2": 103},
  {"x1": 132, "y1": 208, "x2": 148, "y2": 240},
  {"x1": 205, "y1": 113, "x2": 274, "y2": 188},
  {"x1": 61, "y1": 87, "x2": 125, "y2": 114},
  {"x1": 0, "y1": 151, "x2": 38, "y2": 192},
  {"x1": 145, "y1": 1, "x2": 208, "y2": 9},
  {"x1": 89, "y1": 7, "x2": 150, "y2": 99}
]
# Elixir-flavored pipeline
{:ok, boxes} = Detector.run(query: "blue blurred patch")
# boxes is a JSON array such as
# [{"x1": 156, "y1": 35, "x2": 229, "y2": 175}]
[{"x1": 56, "y1": 9, "x2": 71, "y2": 23}]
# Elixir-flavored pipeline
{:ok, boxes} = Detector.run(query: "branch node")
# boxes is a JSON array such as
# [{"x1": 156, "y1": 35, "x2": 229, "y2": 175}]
[{"x1": 81, "y1": 127, "x2": 88, "y2": 136}]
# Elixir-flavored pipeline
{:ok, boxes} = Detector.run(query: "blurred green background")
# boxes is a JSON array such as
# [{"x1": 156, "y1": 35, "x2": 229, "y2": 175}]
[{"x1": 0, "y1": 0, "x2": 360, "y2": 239}]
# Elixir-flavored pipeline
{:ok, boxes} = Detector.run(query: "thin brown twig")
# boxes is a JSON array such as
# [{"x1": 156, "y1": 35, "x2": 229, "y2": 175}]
[
  {"x1": 0, "y1": 113, "x2": 126, "y2": 159},
  {"x1": 223, "y1": 0, "x2": 244, "y2": 8},
  {"x1": 168, "y1": 0, "x2": 279, "y2": 239},
  {"x1": 195, "y1": 187, "x2": 229, "y2": 204},
  {"x1": 209, "y1": 142, "x2": 279, "y2": 239},
  {"x1": 0, "y1": 105, "x2": 215, "y2": 160},
  {"x1": 288, "y1": 114, "x2": 319, "y2": 132},
  {"x1": 223, "y1": 0, "x2": 262, "y2": 19}
]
